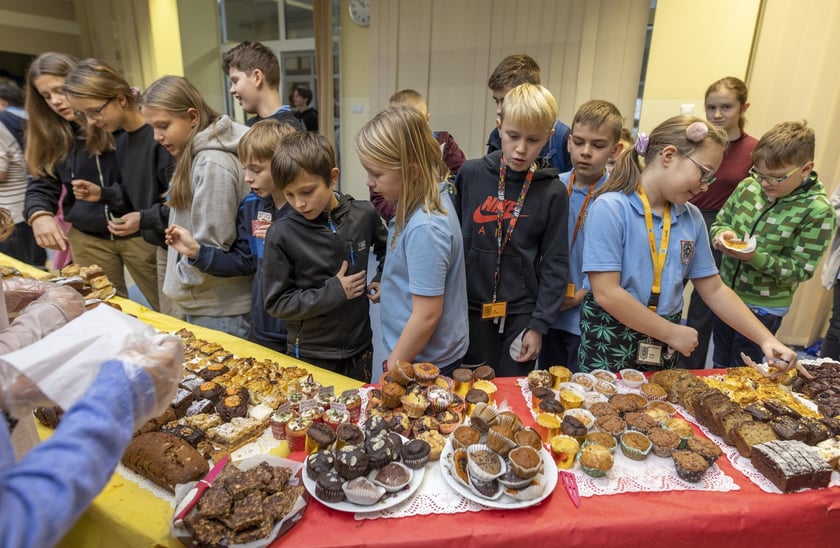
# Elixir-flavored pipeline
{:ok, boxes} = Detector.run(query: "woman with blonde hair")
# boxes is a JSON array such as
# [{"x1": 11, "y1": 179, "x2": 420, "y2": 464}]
[
  {"x1": 356, "y1": 105, "x2": 468, "y2": 375},
  {"x1": 143, "y1": 76, "x2": 252, "y2": 335}
]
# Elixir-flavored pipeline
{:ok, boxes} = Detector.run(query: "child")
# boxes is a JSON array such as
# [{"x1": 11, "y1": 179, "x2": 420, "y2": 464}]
[
  {"x1": 222, "y1": 41, "x2": 304, "y2": 129},
  {"x1": 21, "y1": 53, "x2": 130, "y2": 283},
  {"x1": 370, "y1": 88, "x2": 467, "y2": 222},
  {"x1": 143, "y1": 76, "x2": 252, "y2": 335},
  {"x1": 819, "y1": 185, "x2": 840, "y2": 360},
  {"x1": 263, "y1": 131, "x2": 387, "y2": 382},
  {"x1": 540, "y1": 100, "x2": 624, "y2": 372},
  {"x1": 710, "y1": 120, "x2": 835, "y2": 368},
  {"x1": 291, "y1": 85, "x2": 318, "y2": 131},
  {"x1": 167, "y1": 119, "x2": 298, "y2": 353},
  {"x1": 485, "y1": 54, "x2": 572, "y2": 172},
  {"x1": 682, "y1": 76, "x2": 758, "y2": 369},
  {"x1": 356, "y1": 105, "x2": 469, "y2": 375},
  {"x1": 578, "y1": 115, "x2": 798, "y2": 373},
  {"x1": 453, "y1": 83, "x2": 569, "y2": 376},
  {"x1": 62, "y1": 58, "x2": 174, "y2": 312}
]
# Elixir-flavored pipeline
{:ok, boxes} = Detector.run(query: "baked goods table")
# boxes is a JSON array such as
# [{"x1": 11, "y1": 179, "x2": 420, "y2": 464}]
[{"x1": 2, "y1": 254, "x2": 837, "y2": 547}]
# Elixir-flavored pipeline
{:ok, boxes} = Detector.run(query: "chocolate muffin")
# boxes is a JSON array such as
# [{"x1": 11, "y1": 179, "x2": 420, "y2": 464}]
[
  {"x1": 538, "y1": 398, "x2": 565, "y2": 415},
  {"x1": 401, "y1": 439, "x2": 431, "y2": 469},
  {"x1": 306, "y1": 449, "x2": 335, "y2": 480},
  {"x1": 365, "y1": 434, "x2": 395, "y2": 469},
  {"x1": 315, "y1": 470, "x2": 345, "y2": 502},
  {"x1": 452, "y1": 368, "x2": 473, "y2": 384},
  {"x1": 335, "y1": 445, "x2": 370, "y2": 480},
  {"x1": 363, "y1": 415, "x2": 389, "y2": 439},
  {"x1": 336, "y1": 423, "x2": 364, "y2": 447},
  {"x1": 561, "y1": 415, "x2": 587, "y2": 439},
  {"x1": 465, "y1": 388, "x2": 490, "y2": 406},
  {"x1": 472, "y1": 365, "x2": 496, "y2": 381},
  {"x1": 307, "y1": 422, "x2": 337, "y2": 452}
]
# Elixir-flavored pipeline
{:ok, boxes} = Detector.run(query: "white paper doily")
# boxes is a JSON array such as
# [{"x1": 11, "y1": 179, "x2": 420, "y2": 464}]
[
  {"x1": 676, "y1": 404, "x2": 840, "y2": 494},
  {"x1": 517, "y1": 378, "x2": 740, "y2": 496}
]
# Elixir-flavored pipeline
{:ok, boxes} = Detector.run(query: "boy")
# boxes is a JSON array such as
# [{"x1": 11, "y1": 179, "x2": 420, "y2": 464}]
[
  {"x1": 291, "y1": 85, "x2": 318, "y2": 131},
  {"x1": 165, "y1": 119, "x2": 298, "y2": 352},
  {"x1": 453, "y1": 83, "x2": 569, "y2": 376},
  {"x1": 485, "y1": 54, "x2": 573, "y2": 172},
  {"x1": 222, "y1": 41, "x2": 304, "y2": 130},
  {"x1": 711, "y1": 120, "x2": 835, "y2": 367},
  {"x1": 264, "y1": 131, "x2": 387, "y2": 382},
  {"x1": 370, "y1": 88, "x2": 467, "y2": 221},
  {"x1": 540, "y1": 100, "x2": 624, "y2": 372}
]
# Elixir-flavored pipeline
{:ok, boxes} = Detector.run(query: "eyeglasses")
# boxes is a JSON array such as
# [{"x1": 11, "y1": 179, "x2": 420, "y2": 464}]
[
  {"x1": 748, "y1": 162, "x2": 807, "y2": 187},
  {"x1": 682, "y1": 154, "x2": 717, "y2": 185},
  {"x1": 76, "y1": 97, "x2": 114, "y2": 120}
]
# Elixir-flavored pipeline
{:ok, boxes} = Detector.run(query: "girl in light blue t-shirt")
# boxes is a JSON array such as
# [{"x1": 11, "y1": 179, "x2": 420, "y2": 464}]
[{"x1": 356, "y1": 105, "x2": 468, "y2": 376}]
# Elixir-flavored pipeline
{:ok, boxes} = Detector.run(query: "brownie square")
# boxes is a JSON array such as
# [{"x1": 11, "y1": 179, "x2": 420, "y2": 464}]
[
  {"x1": 220, "y1": 491, "x2": 265, "y2": 531},
  {"x1": 223, "y1": 468, "x2": 262, "y2": 500},
  {"x1": 197, "y1": 485, "x2": 232, "y2": 519},
  {"x1": 230, "y1": 517, "x2": 273, "y2": 544},
  {"x1": 161, "y1": 424, "x2": 205, "y2": 447},
  {"x1": 183, "y1": 515, "x2": 229, "y2": 546}
]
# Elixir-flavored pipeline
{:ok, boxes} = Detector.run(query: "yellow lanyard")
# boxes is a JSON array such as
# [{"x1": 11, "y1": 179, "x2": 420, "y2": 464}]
[{"x1": 637, "y1": 185, "x2": 671, "y2": 311}]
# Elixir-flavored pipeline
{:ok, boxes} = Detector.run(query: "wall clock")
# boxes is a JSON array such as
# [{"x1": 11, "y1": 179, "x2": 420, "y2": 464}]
[{"x1": 349, "y1": 0, "x2": 370, "y2": 27}]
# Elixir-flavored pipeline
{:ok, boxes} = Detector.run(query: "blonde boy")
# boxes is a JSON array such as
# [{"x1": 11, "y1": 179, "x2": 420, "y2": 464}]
[
  {"x1": 540, "y1": 100, "x2": 624, "y2": 371},
  {"x1": 711, "y1": 120, "x2": 835, "y2": 367},
  {"x1": 453, "y1": 83, "x2": 569, "y2": 376}
]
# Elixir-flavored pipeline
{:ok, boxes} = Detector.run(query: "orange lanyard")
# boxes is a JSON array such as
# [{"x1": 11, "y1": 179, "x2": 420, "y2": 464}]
[
  {"x1": 566, "y1": 172, "x2": 597, "y2": 246},
  {"x1": 637, "y1": 185, "x2": 671, "y2": 311}
]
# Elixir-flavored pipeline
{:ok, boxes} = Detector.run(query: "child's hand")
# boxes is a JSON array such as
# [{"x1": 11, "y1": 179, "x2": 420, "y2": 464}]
[
  {"x1": 666, "y1": 324, "x2": 699, "y2": 357},
  {"x1": 165, "y1": 224, "x2": 200, "y2": 259},
  {"x1": 516, "y1": 329, "x2": 542, "y2": 362},
  {"x1": 559, "y1": 289, "x2": 587, "y2": 311},
  {"x1": 71, "y1": 179, "x2": 101, "y2": 202},
  {"x1": 714, "y1": 230, "x2": 756, "y2": 261},
  {"x1": 336, "y1": 260, "x2": 367, "y2": 299},
  {"x1": 108, "y1": 211, "x2": 140, "y2": 236},
  {"x1": 367, "y1": 281, "x2": 381, "y2": 303}
]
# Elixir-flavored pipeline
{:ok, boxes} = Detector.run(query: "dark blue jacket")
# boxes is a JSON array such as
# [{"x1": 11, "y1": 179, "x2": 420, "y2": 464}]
[{"x1": 189, "y1": 192, "x2": 290, "y2": 352}]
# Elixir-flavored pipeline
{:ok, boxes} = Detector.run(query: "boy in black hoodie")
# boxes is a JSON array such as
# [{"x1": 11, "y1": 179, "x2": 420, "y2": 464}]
[
  {"x1": 453, "y1": 84, "x2": 569, "y2": 376},
  {"x1": 263, "y1": 131, "x2": 387, "y2": 382}
]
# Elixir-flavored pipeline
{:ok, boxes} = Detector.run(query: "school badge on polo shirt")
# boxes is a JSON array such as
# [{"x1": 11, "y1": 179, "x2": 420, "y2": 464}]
[{"x1": 680, "y1": 240, "x2": 695, "y2": 265}]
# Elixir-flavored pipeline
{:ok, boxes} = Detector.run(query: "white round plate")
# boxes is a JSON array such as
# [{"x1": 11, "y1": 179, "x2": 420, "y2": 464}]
[
  {"x1": 720, "y1": 235, "x2": 757, "y2": 253},
  {"x1": 439, "y1": 440, "x2": 558, "y2": 509},
  {"x1": 302, "y1": 462, "x2": 425, "y2": 513}
]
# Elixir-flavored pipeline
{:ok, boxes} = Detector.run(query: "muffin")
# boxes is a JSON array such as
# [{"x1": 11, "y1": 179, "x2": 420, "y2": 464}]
[
  {"x1": 538, "y1": 398, "x2": 566, "y2": 415},
  {"x1": 514, "y1": 428, "x2": 543, "y2": 451},
  {"x1": 342, "y1": 476, "x2": 385, "y2": 506},
  {"x1": 466, "y1": 446, "x2": 505, "y2": 481},
  {"x1": 472, "y1": 365, "x2": 496, "y2": 381},
  {"x1": 417, "y1": 430, "x2": 447, "y2": 461},
  {"x1": 508, "y1": 446, "x2": 542, "y2": 479},
  {"x1": 594, "y1": 380, "x2": 617, "y2": 397},
  {"x1": 486, "y1": 425, "x2": 517, "y2": 456},
  {"x1": 363, "y1": 415, "x2": 389, "y2": 439},
  {"x1": 372, "y1": 462, "x2": 412, "y2": 492},
  {"x1": 644, "y1": 407, "x2": 671, "y2": 425},
  {"x1": 624, "y1": 412, "x2": 659, "y2": 435},
  {"x1": 495, "y1": 411, "x2": 523, "y2": 432},
  {"x1": 609, "y1": 394, "x2": 643, "y2": 415},
  {"x1": 663, "y1": 417, "x2": 695, "y2": 445},
  {"x1": 647, "y1": 427, "x2": 682, "y2": 458},
  {"x1": 285, "y1": 417, "x2": 312, "y2": 452},
  {"x1": 595, "y1": 414, "x2": 627, "y2": 439},
  {"x1": 412, "y1": 415, "x2": 441, "y2": 437},
  {"x1": 336, "y1": 422, "x2": 364, "y2": 449},
  {"x1": 531, "y1": 387, "x2": 557, "y2": 412},
  {"x1": 472, "y1": 380, "x2": 498, "y2": 403},
  {"x1": 435, "y1": 409, "x2": 462, "y2": 434},
  {"x1": 548, "y1": 365, "x2": 573, "y2": 388},
  {"x1": 448, "y1": 392, "x2": 466, "y2": 415},
  {"x1": 335, "y1": 445, "x2": 370, "y2": 480},
  {"x1": 381, "y1": 382, "x2": 406, "y2": 408},
  {"x1": 365, "y1": 434, "x2": 395, "y2": 469},
  {"x1": 470, "y1": 402, "x2": 498, "y2": 433},
  {"x1": 401, "y1": 392, "x2": 430, "y2": 419},
  {"x1": 646, "y1": 401, "x2": 677, "y2": 416},
  {"x1": 434, "y1": 375, "x2": 455, "y2": 391},
  {"x1": 386, "y1": 412, "x2": 412, "y2": 437},
  {"x1": 315, "y1": 469, "x2": 345, "y2": 502},
  {"x1": 337, "y1": 391, "x2": 362, "y2": 423},
  {"x1": 592, "y1": 370, "x2": 618, "y2": 383},
  {"x1": 589, "y1": 402, "x2": 620, "y2": 418},
  {"x1": 559, "y1": 387, "x2": 585, "y2": 410},
  {"x1": 389, "y1": 360, "x2": 416, "y2": 386},
  {"x1": 270, "y1": 410, "x2": 296, "y2": 440},
  {"x1": 535, "y1": 413, "x2": 562, "y2": 442},
  {"x1": 672, "y1": 450, "x2": 710, "y2": 483},
  {"x1": 580, "y1": 444, "x2": 614, "y2": 477},
  {"x1": 686, "y1": 437, "x2": 723, "y2": 466},
  {"x1": 427, "y1": 386, "x2": 453, "y2": 413},
  {"x1": 583, "y1": 431, "x2": 617, "y2": 453},
  {"x1": 465, "y1": 389, "x2": 490, "y2": 415},
  {"x1": 452, "y1": 425, "x2": 481, "y2": 449},
  {"x1": 640, "y1": 382, "x2": 668, "y2": 401},
  {"x1": 527, "y1": 370, "x2": 554, "y2": 392},
  {"x1": 549, "y1": 435, "x2": 580, "y2": 469},
  {"x1": 306, "y1": 422, "x2": 337, "y2": 454},
  {"x1": 401, "y1": 439, "x2": 431, "y2": 469},
  {"x1": 323, "y1": 408, "x2": 350, "y2": 432},
  {"x1": 620, "y1": 431, "x2": 652, "y2": 461},
  {"x1": 619, "y1": 368, "x2": 645, "y2": 388},
  {"x1": 560, "y1": 415, "x2": 588, "y2": 442},
  {"x1": 570, "y1": 372, "x2": 597, "y2": 391},
  {"x1": 306, "y1": 449, "x2": 335, "y2": 480},
  {"x1": 413, "y1": 362, "x2": 440, "y2": 385},
  {"x1": 452, "y1": 368, "x2": 474, "y2": 397}
]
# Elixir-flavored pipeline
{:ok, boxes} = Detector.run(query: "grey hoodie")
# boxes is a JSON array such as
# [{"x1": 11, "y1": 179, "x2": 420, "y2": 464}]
[{"x1": 163, "y1": 115, "x2": 252, "y2": 316}]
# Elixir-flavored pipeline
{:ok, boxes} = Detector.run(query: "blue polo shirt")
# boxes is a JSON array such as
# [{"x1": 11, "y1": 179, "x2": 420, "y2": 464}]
[
  {"x1": 380, "y1": 185, "x2": 469, "y2": 365},
  {"x1": 582, "y1": 191, "x2": 717, "y2": 316}
]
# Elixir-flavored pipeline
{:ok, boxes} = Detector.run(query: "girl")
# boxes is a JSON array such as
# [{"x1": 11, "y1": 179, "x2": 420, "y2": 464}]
[
  {"x1": 143, "y1": 76, "x2": 252, "y2": 336},
  {"x1": 577, "y1": 115, "x2": 797, "y2": 373},
  {"x1": 22, "y1": 53, "x2": 132, "y2": 294},
  {"x1": 62, "y1": 58, "x2": 171, "y2": 312},
  {"x1": 355, "y1": 105, "x2": 468, "y2": 376},
  {"x1": 683, "y1": 77, "x2": 758, "y2": 369}
]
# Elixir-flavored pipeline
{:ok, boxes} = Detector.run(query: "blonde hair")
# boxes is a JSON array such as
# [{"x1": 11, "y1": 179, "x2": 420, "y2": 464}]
[
  {"x1": 24, "y1": 52, "x2": 113, "y2": 177},
  {"x1": 271, "y1": 131, "x2": 336, "y2": 190},
  {"x1": 141, "y1": 76, "x2": 220, "y2": 209},
  {"x1": 0, "y1": 208, "x2": 14, "y2": 241},
  {"x1": 499, "y1": 84, "x2": 557, "y2": 132},
  {"x1": 752, "y1": 120, "x2": 814, "y2": 170},
  {"x1": 355, "y1": 105, "x2": 447, "y2": 231},
  {"x1": 572, "y1": 100, "x2": 623, "y2": 143},
  {"x1": 388, "y1": 89, "x2": 429, "y2": 117},
  {"x1": 598, "y1": 115, "x2": 728, "y2": 196},
  {"x1": 239, "y1": 118, "x2": 299, "y2": 165}
]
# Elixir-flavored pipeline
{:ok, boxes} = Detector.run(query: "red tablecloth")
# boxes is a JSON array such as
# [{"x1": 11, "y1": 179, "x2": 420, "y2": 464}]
[{"x1": 277, "y1": 374, "x2": 839, "y2": 547}]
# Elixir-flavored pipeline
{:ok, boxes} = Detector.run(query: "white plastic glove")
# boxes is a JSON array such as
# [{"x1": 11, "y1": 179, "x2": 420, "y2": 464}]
[{"x1": 114, "y1": 332, "x2": 184, "y2": 427}]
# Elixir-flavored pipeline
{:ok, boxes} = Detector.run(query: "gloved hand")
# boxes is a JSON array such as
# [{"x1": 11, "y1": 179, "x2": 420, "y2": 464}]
[
  {"x1": 0, "y1": 360, "x2": 54, "y2": 420},
  {"x1": 3, "y1": 277, "x2": 56, "y2": 314},
  {"x1": 114, "y1": 331, "x2": 184, "y2": 426}
]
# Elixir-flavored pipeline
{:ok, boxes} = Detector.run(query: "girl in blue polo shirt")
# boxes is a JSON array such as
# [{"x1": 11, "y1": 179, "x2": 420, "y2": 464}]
[
  {"x1": 578, "y1": 115, "x2": 797, "y2": 373},
  {"x1": 355, "y1": 105, "x2": 469, "y2": 376}
]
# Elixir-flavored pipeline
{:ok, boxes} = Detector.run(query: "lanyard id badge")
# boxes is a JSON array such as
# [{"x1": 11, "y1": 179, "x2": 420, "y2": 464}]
[
  {"x1": 483, "y1": 158, "x2": 536, "y2": 332},
  {"x1": 637, "y1": 338, "x2": 663, "y2": 366},
  {"x1": 637, "y1": 186, "x2": 671, "y2": 311}
]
